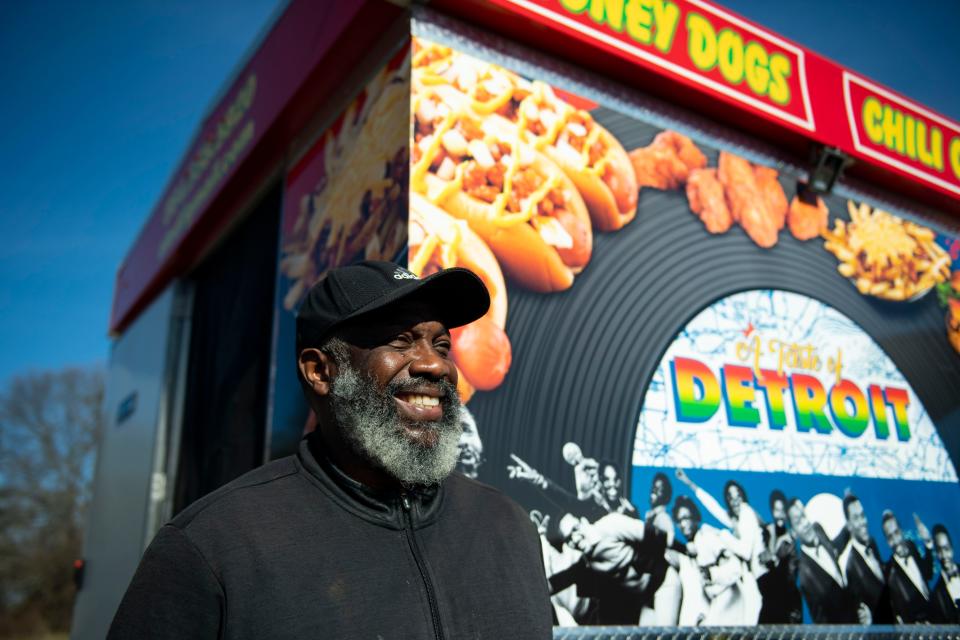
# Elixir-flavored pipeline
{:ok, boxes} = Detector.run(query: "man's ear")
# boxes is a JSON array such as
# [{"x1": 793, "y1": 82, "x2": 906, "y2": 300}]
[{"x1": 299, "y1": 348, "x2": 337, "y2": 396}]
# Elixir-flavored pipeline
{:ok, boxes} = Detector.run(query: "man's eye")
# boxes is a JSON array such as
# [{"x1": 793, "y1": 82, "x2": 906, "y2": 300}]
[
  {"x1": 434, "y1": 341, "x2": 451, "y2": 355},
  {"x1": 389, "y1": 335, "x2": 413, "y2": 348}
]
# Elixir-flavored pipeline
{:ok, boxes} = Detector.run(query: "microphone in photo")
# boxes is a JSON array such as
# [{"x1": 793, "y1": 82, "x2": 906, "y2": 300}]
[{"x1": 562, "y1": 442, "x2": 583, "y2": 466}]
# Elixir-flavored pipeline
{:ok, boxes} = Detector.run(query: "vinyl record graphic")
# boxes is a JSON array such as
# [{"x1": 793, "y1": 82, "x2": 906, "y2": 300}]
[{"x1": 468, "y1": 107, "x2": 960, "y2": 497}]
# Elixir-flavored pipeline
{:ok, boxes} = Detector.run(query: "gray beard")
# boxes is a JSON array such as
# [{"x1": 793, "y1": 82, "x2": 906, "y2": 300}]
[{"x1": 330, "y1": 362, "x2": 462, "y2": 487}]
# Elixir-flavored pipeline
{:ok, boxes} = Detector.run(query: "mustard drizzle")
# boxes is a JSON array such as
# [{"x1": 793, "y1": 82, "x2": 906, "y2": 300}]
[{"x1": 410, "y1": 94, "x2": 561, "y2": 229}]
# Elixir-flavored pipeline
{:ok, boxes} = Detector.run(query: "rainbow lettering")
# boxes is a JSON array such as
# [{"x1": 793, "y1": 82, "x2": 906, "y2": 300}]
[
  {"x1": 722, "y1": 364, "x2": 760, "y2": 428},
  {"x1": 669, "y1": 355, "x2": 911, "y2": 441},
  {"x1": 828, "y1": 379, "x2": 870, "y2": 438},
  {"x1": 671, "y1": 357, "x2": 721, "y2": 422},
  {"x1": 755, "y1": 369, "x2": 789, "y2": 429}
]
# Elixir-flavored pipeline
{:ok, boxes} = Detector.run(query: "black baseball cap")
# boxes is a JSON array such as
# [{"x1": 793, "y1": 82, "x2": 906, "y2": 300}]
[{"x1": 295, "y1": 260, "x2": 490, "y2": 351}]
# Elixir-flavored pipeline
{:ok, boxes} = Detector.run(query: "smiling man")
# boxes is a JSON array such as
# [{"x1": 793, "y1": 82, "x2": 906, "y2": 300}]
[
  {"x1": 836, "y1": 494, "x2": 892, "y2": 623},
  {"x1": 108, "y1": 261, "x2": 552, "y2": 639},
  {"x1": 882, "y1": 510, "x2": 935, "y2": 624},
  {"x1": 930, "y1": 524, "x2": 960, "y2": 623},
  {"x1": 788, "y1": 498, "x2": 871, "y2": 625}
]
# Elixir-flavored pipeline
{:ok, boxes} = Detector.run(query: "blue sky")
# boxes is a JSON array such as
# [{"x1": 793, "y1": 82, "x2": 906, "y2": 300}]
[
  {"x1": 0, "y1": 0, "x2": 957, "y2": 387},
  {"x1": 0, "y1": 1, "x2": 283, "y2": 384},
  {"x1": 721, "y1": 0, "x2": 960, "y2": 122}
]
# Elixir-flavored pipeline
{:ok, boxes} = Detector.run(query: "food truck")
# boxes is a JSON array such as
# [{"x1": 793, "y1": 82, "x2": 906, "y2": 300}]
[{"x1": 72, "y1": 0, "x2": 960, "y2": 636}]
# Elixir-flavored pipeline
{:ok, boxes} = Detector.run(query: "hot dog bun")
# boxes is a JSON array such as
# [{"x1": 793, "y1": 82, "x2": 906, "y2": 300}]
[
  {"x1": 421, "y1": 149, "x2": 591, "y2": 293},
  {"x1": 409, "y1": 192, "x2": 507, "y2": 328},
  {"x1": 425, "y1": 71, "x2": 638, "y2": 232},
  {"x1": 408, "y1": 193, "x2": 513, "y2": 394},
  {"x1": 542, "y1": 126, "x2": 637, "y2": 231}
]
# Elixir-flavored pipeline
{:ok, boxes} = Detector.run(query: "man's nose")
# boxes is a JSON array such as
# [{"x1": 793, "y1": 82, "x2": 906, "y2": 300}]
[{"x1": 409, "y1": 341, "x2": 453, "y2": 381}]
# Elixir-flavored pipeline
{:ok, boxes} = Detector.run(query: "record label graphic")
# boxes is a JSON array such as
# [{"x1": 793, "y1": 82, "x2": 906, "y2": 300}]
[{"x1": 634, "y1": 289, "x2": 956, "y2": 482}]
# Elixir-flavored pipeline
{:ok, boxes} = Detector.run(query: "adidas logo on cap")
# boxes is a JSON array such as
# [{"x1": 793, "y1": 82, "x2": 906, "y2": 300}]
[{"x1": 393, "y1": 267, "x2": 419, "y2": 280}]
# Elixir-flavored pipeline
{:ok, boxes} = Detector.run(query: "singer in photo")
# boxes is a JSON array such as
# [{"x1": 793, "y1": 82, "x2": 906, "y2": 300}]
[{"x1": 930, "y1": 524, "x2": 960, "y2": 623}]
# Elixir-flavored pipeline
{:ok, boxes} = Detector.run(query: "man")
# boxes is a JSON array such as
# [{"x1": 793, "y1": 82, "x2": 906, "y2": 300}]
[
  {"x1": 563, "y1": 442, "x2": 608, "y2": 510},
  {"x1": 108, "y1": 261, "x2": 553, "y2": 639},
  {"x1": 638, "y1": 472, "x2": 678, "y2": 625},
  {"x1": 883, "y1": 510, "x2": 935, "y2": 623},
  {"x1": 836, "y1": 494, "x2": 893, "y2": 623},
  {"x1": 787, "y1": 498, "x2": 870, "y2": 624},
  {"x1": 599, "y1": 461, "x2": 638, "y2": 517},
  {"x1": 506, "y1": 446, "x2": 607, "y2": 522},
  {"x1": 930, "y1": 524, "x2": 960, "y2": 623},
  {"x1": 757, "y1": 490, "x2": 802, "y2": 623},
  {"x1": 547, "y1": 511, "x2": 667, "y2": 624},
  {"x1": 644, "y1": 472, "x2": 670, "y2": 524},
  {"x1": 456, "y1": 406, "x2": 483, "y2": 479}
]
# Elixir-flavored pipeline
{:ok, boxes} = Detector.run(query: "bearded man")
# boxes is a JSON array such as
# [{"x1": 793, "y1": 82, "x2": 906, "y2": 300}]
[{"x1": 108, "y1": 261, "x2": 552, "y2": 639}]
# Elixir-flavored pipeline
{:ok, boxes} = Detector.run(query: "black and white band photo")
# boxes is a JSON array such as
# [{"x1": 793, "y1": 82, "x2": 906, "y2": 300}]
[{"x1": 501, "y1": 438, "x2": 960, "y2": 627}]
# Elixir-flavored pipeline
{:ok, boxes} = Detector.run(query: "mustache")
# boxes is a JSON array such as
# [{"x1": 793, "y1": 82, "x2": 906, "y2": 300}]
[
  {"x1": 387, "y1": 376, "x2": 459, "y2": 406},
  {"x1": 386, "y1": 376, "x2": 457, "y2": 396}
]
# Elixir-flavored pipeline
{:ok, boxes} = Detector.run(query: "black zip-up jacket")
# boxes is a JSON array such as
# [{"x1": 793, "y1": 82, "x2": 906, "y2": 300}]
[{"x1": 108, "y1": 433, "x2": 553, "y2": 639}]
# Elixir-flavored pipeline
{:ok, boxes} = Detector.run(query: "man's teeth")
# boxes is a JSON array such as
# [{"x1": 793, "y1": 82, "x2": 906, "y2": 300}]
[{"x1": 400, "y1": 394, "x2": 440, "y2": 407}]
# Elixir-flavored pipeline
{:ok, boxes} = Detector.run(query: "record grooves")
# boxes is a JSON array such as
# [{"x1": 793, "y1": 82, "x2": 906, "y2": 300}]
[{"x1": 468, "y1": 109, "x2": 960, "y2": 498}]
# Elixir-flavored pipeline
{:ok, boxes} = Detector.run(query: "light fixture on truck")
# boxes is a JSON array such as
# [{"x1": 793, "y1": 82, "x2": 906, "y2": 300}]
[{"x1": 807, "y1": 145, "x2": 852, "y2": 194}]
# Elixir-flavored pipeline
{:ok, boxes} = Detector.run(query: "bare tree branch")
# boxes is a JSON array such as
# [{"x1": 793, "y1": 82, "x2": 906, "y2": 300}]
[{"x1": 0, "y1": 366, "x2": 104, "y2": 637}]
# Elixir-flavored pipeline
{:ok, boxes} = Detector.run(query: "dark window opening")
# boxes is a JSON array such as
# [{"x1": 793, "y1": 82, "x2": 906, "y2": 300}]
[{"x1": 174, "y1": 184, "x2": 280, "y2": 513}]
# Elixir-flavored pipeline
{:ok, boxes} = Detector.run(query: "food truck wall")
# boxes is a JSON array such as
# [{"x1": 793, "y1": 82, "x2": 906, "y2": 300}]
[
  {"x1": 78, "y1": 0, "x2": 960, "y2": 636},
  {"x1": 72, "y1": 288, "x2": 184, "y2": 639},
  {"x1": 270, "y1": 7, "x2": 960, "y2": 630}
]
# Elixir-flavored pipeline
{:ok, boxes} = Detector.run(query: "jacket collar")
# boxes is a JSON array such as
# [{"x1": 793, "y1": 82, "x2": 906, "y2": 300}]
[{"x1": 296, "y1": 431, "x2": 444, "y2": 530}]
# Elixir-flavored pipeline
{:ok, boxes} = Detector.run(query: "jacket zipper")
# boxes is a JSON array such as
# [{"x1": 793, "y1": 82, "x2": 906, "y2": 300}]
[{"x1": 401, "y1": 492, "x2": 444, "y2": 640}]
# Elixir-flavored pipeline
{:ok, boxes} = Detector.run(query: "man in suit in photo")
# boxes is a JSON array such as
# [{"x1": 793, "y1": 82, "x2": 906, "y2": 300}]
[
  {"x1": 836, "y1": 494, "x2": 893, "y2": 623},
  {"x1": 599, "y1": 461, "x2": 639, "y2": 518},
  {"x1": 930, "y1": 524, "x2": 960, "y2": 624},
  {"x1": 757, "y1": 490, "x2": 802, "y2": 623},
  {"x1": 549, "y1": 511, "x2": 668, "y2": 625},
  {"x1": 787, "y1": 498, "x2": 870, "y2": 624},
  {"x1": 882, "y1": 510, "x2": 935, "y2": 624}
]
